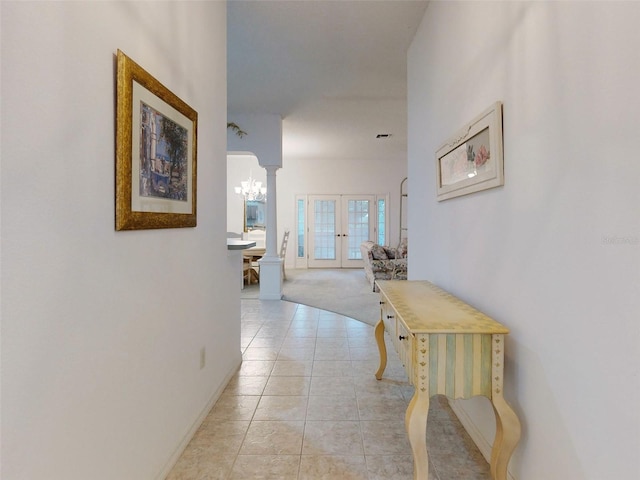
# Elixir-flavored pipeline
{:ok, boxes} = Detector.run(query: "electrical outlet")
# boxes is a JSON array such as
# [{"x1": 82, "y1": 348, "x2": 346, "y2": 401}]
[{"x1": 200, "y1": 347, "x2": 206, "y2": 369}]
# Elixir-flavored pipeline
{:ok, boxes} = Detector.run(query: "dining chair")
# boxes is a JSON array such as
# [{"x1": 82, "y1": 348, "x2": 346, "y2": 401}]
[{"x1": 279, "y1": 230, "x2": 290, "y2": 280}]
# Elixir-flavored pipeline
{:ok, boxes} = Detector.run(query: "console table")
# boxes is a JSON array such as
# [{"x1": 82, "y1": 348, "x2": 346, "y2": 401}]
[{"x1": 374, "y1": 280, "x2": 521, "y2": 480}]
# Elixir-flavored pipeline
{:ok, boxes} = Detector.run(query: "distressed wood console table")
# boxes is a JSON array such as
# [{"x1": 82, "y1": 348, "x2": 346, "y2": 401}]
[{"x1": 374, "y1": 280, "x2": 521, "y2": 480}]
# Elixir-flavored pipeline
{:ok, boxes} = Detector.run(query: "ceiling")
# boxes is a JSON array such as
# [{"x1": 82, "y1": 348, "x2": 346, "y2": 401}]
[{"x1": 227, "y1": 0, "x2": 429, "y2": 161}]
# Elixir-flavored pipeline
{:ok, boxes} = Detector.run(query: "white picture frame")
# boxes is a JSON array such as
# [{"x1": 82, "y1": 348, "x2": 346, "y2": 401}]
[{"x1": 436, "y1": 102, "x2": 504, "y2": 201}]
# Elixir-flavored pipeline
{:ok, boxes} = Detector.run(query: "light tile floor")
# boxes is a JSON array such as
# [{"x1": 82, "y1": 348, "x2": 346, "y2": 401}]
[{"x1": 167, "y1": 300, "x2": 490, "y2": 479}]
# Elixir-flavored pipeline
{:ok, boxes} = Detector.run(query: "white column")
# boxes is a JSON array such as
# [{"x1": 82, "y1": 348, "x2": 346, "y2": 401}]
[{"x1": 258, "y1": 165, "x2": 283, "y2": 300}]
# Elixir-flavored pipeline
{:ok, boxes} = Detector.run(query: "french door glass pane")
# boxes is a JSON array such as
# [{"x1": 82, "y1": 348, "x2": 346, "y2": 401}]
[
  {"x1": 347, "y1": 200, "x2": 369, "y2": 260},
  {"x1": 313, "y1": 200, "x2": 336, "y2": 260},
  {"x1": 297, "y1": 198, "x2": 305, "y2": 257},
  {"x1": 377, "y1": 198, "x2": 386, "y2": 245}
]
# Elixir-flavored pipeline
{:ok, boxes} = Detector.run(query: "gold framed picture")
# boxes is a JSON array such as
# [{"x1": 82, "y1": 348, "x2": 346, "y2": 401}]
[{"x1": 115, "y1": 50, "x2": 197, "y2": 230}]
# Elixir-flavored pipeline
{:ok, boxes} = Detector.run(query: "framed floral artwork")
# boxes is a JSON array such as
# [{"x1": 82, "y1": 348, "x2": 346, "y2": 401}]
[
  {"x1": 436, "y1": 102, "x2": 503, "y2": 201},
  {"x1": 115, "y1": 50, "x2": 198, "y2": 230}
]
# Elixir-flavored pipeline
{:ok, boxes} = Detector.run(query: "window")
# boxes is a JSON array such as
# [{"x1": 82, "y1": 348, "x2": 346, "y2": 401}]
[
  {"x1": 313, "y1": 199, "x2": 336, "y2": 260},
  {"x1": 377, "y1": 198, "x2": 386, "y2": 245},
  {"x1": 297, "y1": 197, "x2": 305, "y2": 258},
  {"x1": 348, "y1": 199, "x2": 370, "y2": 260}
]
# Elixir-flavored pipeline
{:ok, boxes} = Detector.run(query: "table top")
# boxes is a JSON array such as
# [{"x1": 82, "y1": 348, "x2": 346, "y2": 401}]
[
  {"x1": 226, "y1": 239, "x2": 256, "y2": 250},
  {"x1": 243, "y1": 246, "x2": 266, "y2": 257},
  {"x1": 376, "y1": 280, "x2": 509, "y2": 334}
]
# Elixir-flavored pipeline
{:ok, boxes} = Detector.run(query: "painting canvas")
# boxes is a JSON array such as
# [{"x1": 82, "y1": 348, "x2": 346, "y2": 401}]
[
  {"x1": 138, "y1": 102, "x2": 189, "y2": 201},
  {"x1": 439, "y1": 127, "x2": 492, "y2": 186}
]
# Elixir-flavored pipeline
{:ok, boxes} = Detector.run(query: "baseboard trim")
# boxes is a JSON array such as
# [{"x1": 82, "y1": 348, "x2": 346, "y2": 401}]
[
  {"x1": 448, "y1": 398, "x2": 517, "y2": 480},
  {"x1": 156, "y1": 358, "x2": 242, "y2": 480}
]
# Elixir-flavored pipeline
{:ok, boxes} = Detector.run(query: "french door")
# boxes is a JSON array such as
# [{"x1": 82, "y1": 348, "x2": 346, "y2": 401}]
[{"x1": 308, "y1": 195, "x2": 375, "y2": 268}]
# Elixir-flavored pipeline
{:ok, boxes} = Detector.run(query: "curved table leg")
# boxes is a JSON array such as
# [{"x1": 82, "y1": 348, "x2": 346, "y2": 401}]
[
  {"x1": 374, "y1": 319, "x2": 387, "y2": 380},
  {"x1": 406, "y1": 390, "x2": 430, "y2": 479},
  {"x1": 490, "y1": 394, "x2": 521, "y2": 480}
]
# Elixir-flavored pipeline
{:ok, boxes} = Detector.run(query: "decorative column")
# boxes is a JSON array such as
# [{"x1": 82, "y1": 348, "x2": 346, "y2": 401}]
[{"x1": 258, "y1": 164, "x2": 283, "y2": 300}]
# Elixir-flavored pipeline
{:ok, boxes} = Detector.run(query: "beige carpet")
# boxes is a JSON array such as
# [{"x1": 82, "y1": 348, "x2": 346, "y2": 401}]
[{"x1": 241, "y1": 268, "x2": 380, "y2": 326}]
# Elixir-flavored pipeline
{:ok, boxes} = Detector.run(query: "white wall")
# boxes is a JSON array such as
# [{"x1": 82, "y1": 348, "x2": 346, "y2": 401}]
[
  {"x1": 228, "y1": 113, "x2": 283, "y2": 167},
  {"x1": 1, "y1": 2, "x2": 237, "y2": 479},
  {"x1": 408, "y1": 2, "x2": 640, "y2": 479}
]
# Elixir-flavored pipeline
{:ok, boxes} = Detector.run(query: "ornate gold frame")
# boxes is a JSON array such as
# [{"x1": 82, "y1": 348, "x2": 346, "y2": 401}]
[{"x1": 115, "y1": 50, "x2": 197, "y2": 230}]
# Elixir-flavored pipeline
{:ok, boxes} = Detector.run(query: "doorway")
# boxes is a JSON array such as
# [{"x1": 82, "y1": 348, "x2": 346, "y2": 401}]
[{"x1": 306, "y1": 195, "x2": 377, "y2": 268}]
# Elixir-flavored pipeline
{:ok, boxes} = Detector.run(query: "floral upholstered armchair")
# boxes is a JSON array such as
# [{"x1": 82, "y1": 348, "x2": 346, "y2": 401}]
[{"x1": 360, "y1": 239, "x2": 408, "y2": 292}]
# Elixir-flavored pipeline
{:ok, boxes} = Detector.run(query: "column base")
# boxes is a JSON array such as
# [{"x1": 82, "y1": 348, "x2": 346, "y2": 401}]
[{"x1": 258, "y1": 256, "x2": 283, "y2": 300}]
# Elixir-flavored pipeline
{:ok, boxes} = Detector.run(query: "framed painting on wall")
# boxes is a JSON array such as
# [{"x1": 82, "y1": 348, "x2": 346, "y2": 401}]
[
  {"x1": 115, "y1": 49, "x2": 198, "y2": 230},
  {"x1": 436, "y1": 101, "x2": 503, "y2": 201}
]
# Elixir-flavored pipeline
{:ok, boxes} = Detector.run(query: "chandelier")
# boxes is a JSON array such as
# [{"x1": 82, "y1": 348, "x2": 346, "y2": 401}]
[{"x1": 234, "y1": 172, "x2": 267, "y2": 201}]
